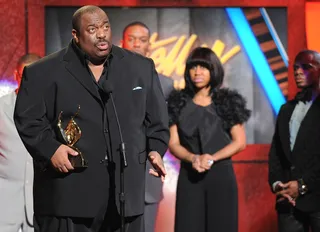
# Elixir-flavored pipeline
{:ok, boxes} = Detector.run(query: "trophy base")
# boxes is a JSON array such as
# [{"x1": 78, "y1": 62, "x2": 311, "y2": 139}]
[{"x1": 68, "y1": 147, "x2": 88, "y2": 170}]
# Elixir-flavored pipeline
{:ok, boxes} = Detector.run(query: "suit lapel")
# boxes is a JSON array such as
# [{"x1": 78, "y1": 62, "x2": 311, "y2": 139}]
[
  {"x1": 103, "y1": 46, "x2": 125, "y2": 161},
  {"x1": 106, "y1": 46, "x2": 124, "y2": 100},
  {"x1": 63, "y1": 42, "x2": 102, "y2": 103},
  {"x1": 292, "y1": 96, "x2": 320, "y2": 155}
]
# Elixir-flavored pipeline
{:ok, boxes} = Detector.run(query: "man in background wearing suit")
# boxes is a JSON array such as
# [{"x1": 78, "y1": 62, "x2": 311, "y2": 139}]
[
  {"x1": 121, "y1": 22, "x2": 174, "y2": 100},
  {"x1": 14, "y1": 6, "x2": 169, "y2": 232},
  {"x1": 122, "y1": 21, "x2": 174, "y2": 232},
  {"x1": 0, "y1": 53, "x2": 40, "y2": 232},
  {"x1": 269, "y1": 50, "x2": 320, "y2": 232}
]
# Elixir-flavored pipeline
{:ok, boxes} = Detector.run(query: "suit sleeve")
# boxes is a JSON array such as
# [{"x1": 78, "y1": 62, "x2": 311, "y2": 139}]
[
  {"x1": 268, "y1": 106, "x2": 285, "y2": 191},
  {"x1": 302, "y1": 154, "x2": 320, "y2": 192},
  {"x1": 14, "y1": 67, "x2": 61, "y2": 166},
  {"x1": 145, "y1": 59, "x2": 170, "y2": 157}
]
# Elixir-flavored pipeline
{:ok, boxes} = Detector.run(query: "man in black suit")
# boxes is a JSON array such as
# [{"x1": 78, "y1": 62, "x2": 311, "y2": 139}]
[
  {"x1": 269, "y1": 50, "x2": 320, "y2": 232},
  {"x1": 14, "y1": 5, "x2": 169, "y2": 232},
  {"x1": 121, "y1": 21, "x2": 173, "y2": 232},
  {"x1": 121, "y1": 22, "x2": 174, "y2": 100}
]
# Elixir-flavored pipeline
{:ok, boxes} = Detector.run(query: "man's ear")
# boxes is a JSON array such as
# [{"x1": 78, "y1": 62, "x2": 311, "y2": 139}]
[
  {"x1": 72, "y1": 29, "x2": 79, "y2": 43},
  {"x1": 119, "y1": 39, "x2": 123, "y2": 48},
  {"x1": 146, "y1": 42, "x2": 151, "y2": 57}
]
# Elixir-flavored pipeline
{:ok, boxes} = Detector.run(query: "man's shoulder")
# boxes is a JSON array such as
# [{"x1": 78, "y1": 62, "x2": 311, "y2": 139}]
[
  {"x1": 277, "y1": 100, "x2": 296, "y2": 117},
  {"x1": 27, "y1": 48, "x2": 67, "y2": 72},
  {"x1": 281, "y1": 100, "x2": 296, "y2": 110},
  {"x1": 158, "y1": 73, "x2": 174, "y2": 84},
  {"x1": 114, "y1": 46, "x2": 152, "y2": 65}
]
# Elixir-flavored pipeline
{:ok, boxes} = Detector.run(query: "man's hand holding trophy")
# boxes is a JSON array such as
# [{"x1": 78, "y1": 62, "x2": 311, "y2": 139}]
[{"x1": 51, "y1": 105, "x2": 88, "y2": 173}]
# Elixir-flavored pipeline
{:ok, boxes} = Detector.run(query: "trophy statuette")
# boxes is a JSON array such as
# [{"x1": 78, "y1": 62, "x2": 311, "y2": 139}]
[{"x1": 57, "y1": 105, "x2": 88, "y2": 169}]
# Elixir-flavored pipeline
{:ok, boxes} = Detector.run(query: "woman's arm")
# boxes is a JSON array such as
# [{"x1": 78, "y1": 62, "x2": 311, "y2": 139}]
[
  {"x1": 212, "y1": 124, "x2": 246, "y2": 161},
  {"x1": 168, "y1": 125, "x2": 194, "y2": 162},
  {"x1": 199, "y1": 124, "x2": 246, "y2": 169},
  {"x1": 169, "y1": 124, "x2": 205, "y2": 172}
]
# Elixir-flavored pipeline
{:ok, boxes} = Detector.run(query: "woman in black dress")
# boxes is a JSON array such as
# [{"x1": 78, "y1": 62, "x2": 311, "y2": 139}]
[{"x1": 168, "y1": 47, "x2": 251, "y2": 232}]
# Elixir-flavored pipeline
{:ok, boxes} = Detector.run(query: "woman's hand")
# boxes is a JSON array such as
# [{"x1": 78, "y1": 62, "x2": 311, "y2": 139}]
[
  {"x1": 199, "y1": 154, "x2": 214, "y2": 170},
  {"x1": 191, "y1": 155, "x2": 206, "y2": 173}
]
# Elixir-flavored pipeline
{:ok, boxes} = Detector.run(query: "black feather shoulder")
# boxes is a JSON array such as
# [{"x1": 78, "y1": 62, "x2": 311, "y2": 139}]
[
  {"x1": 213, "y1": 88, "x2": 251, "y2": 130},
  {"x1": 167, "y1": 89, "x2": 190, "y2": 127}
]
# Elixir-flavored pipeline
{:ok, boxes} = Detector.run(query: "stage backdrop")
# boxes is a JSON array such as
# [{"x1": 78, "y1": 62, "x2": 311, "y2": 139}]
[
  {"x1": 46, "y1": 7, "x2": 287, "y2": 144},
  {"x1": 44, "y1": 7, "x2": 288, "y2": 232}
]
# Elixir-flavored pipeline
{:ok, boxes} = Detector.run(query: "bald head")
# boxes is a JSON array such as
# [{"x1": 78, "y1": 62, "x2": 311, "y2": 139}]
[
  {"x1": 72, "y1": 5, "x2": 105, "y2": 33},
  {"x1": 294, "y1": 49, "x2": 320, "y2": 89},
  {"x1": 15, "y1": 53, "x2": 41, "y2": 91},
  {"x1": 16, "y1": 53, "x2": 41, "y2": 70},
  {"x1": 295, "y1": 50, "x2": 320, "y2": 64}
]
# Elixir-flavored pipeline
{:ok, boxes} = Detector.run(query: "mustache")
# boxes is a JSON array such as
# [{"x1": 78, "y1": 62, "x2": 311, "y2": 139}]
[{"x1": 95, "y1": 40, "x2": 111, "y2": 45}]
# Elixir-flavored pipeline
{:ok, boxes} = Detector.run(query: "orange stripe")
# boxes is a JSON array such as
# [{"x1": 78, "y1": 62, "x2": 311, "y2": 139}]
[
  {"x1": 282, "y1": 88, "x2": 288, "y2": 96},
  {"x1": 268, "y1": 55, "x2": 282, "y2": 63},
  {"x1": 280, "y1": 82, "x2": 288, "y2": 90},
  {"x1": 244, "y1": 9, "x2": 261, "y2": 21},
  {"x1": 251, "y1": 23, "x2": 269, "y2": 35},
  {"x1": 260, "y1": 41, "x2": 277, "y2": 52},
  {"x1": 270, "y1": 60, "x2": 286, "y2": 70},
  {"x1": 275, "y1": 72, "x2": 288, "y2": 80}
]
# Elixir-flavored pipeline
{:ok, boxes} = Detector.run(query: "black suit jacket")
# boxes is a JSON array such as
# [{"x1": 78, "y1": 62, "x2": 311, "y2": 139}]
[
  {"x1": 145, "y1": 74, "x2": 173, "y2": 204},
  {"x1": 14, "y1": 42, "x2": 169, "y2": 218},
  {"x1": 158, "y1": 74, "x2": 174, "y2": 101},
  {"x1": 269, "y1": 97, "x2": 320, "y2": 213}
]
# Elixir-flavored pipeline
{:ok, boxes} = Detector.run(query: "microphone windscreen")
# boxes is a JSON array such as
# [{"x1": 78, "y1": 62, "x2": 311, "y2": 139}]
[{"x1": 102, "y1": 80, "x2": 113, "y2": 94}]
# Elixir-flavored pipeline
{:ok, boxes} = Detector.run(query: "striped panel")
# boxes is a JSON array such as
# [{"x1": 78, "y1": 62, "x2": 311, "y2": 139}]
[{"x1": 243, "y1": 8, "x2": 288, "y2": 98}]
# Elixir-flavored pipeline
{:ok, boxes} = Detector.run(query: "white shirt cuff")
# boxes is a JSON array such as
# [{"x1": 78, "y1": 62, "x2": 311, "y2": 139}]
[{"x1": 272, "y1": 181, "x2": 281, "y2": 192}]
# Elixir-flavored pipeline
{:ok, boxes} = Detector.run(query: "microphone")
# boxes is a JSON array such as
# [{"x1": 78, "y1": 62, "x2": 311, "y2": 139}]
[
  {"x1": 102, "y1": 80, "x2": 128, "y2": 232},
  {"x1": 102, "y1": 81, "x2": 128, "y2": 167},
  {"x1": 102, "y1": 80, "x2": 113, "y2": 95}
]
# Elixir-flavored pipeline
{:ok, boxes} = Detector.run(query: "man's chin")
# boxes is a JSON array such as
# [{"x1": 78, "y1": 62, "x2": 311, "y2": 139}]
[
  {"x1": 97, "y1": 49, "x2": 110, "y2": 57},
  {"x1": 296, "y1": 84, "x2": 306, "y2": 89}
]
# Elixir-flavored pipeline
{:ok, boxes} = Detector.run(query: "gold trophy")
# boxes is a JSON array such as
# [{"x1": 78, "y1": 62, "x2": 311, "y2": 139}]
[{"x1": 57, "y1": 105, "x2": 88, "y2": 169}]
